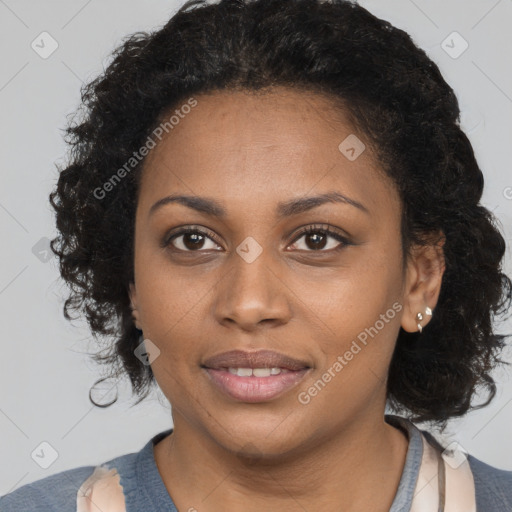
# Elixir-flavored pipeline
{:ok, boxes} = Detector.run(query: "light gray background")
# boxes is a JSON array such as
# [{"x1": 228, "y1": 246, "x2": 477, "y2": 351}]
[{"x1": 1, "y1": 0, "x2": 511, "y2": 495}]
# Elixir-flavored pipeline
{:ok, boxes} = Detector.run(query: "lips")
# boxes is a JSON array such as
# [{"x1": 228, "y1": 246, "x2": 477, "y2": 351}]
[
  {"x1": 202, "y1": 349, "x2": 311, "y2": 403},
  {"x1": 202, "y1": 349, "x2": 310, "y2": 371}
]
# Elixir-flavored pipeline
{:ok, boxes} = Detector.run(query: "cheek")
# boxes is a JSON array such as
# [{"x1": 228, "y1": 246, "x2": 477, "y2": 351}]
[
  {"x1": 298, "y1": 259, "x2": 399, "y2": 343},
  {"x1": 134, "y1": 247, "x2": 212, "y2": 334},
  {"x1": 298, "y1": 272, "x2": 403, "y2": 410},
  {"x1": 299, "y1": 299, "x2": 401, "y2": 414},
  {"x1": 139, "y1": 286, "x2": 207, "y2": 349}
]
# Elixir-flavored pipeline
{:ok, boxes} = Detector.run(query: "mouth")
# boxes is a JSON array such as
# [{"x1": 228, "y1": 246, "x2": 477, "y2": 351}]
[{"x1": 202, "y1": 349, "x2": 311, "y2": 403}]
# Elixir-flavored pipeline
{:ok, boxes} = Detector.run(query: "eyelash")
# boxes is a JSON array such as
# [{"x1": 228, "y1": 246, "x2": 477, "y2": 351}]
[
  {"x1": 163, "y1": 224, "x2": 351, "y2": 253},
  {"x1": 295, "y1": 225, "x2": 350, "y2": 248}
]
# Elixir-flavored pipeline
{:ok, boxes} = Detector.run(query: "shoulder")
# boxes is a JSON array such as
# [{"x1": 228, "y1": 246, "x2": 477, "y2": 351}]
[
  {"x1": 468, "y1": 454, "x2": 512, "y2": 511},
  {"x1": 0, "y1": 465, "x2": 96, "y2": 512},
  {"x1": 416, "y1": 425, "x2": 511, "y2": 511},
  {"x1": 0, "y1": 451, "x2": 138, "y2": 512}
]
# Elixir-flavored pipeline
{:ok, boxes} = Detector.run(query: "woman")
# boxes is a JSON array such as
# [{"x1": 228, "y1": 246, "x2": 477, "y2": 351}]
[{"x1": 2, "y1": 0, "x2": 511, "y2": 510}]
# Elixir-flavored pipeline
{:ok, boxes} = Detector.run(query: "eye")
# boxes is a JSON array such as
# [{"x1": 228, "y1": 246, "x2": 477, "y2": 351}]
[
  {"x1": 163, "y1": 224, "x2": 351, "y2": 253},
  {"x1": 164, "y1": 226, "x2": 222, "y2": 252},
  {"x1": 288, "y1": 224, "x2": 351, "y2": 252}
]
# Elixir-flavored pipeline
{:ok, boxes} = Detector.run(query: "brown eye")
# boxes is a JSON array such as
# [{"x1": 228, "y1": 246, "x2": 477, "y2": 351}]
[
  {"x1": 289, "y1": 225, "x2": 351, "y2": 252},
  {"x1": 165, "y1": 227, "x2": 221, "y2": 252}
]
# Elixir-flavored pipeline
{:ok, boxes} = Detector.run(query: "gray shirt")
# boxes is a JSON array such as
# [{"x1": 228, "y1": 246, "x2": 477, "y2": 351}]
[{"x1": 2, "y1": 415, "x2": 511, "y2": 511}]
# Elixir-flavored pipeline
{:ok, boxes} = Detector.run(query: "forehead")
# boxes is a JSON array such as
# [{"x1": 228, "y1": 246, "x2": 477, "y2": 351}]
[{"x1": 137, "y1": 87, "x2": 399, "y2": 219}]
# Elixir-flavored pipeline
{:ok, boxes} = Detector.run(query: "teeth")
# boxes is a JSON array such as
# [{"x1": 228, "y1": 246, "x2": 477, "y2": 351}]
[
  {"x1": 227, "y1": 367, "x2": 286, "y2": 377},
  {"x1": 253, "y1": 368, "x2": 271, "y2": 377}
]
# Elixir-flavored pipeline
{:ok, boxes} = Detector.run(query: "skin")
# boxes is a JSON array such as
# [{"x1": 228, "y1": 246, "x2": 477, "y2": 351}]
[{"x1": 129, "y1": 86, "x2": 445, "y2": 511}]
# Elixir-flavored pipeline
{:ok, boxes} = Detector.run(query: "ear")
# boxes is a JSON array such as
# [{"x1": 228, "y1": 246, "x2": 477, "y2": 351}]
[
  {"x1": 400, "y1": 232, "x2": 446, "y2": 333},
  {"x1": 129, "y1": 282, "x2": 143, "y2": 330}
]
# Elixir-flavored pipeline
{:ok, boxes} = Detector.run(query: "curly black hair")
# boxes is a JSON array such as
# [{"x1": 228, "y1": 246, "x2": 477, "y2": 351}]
[{"x1": 49, "y1": 0, "x2": 512, "y2": 424}]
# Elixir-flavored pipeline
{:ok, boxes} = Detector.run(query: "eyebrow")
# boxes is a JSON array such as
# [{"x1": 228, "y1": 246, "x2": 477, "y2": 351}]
[{"x1": 148, "y1": 191, "x2": 370, "y2": 219}]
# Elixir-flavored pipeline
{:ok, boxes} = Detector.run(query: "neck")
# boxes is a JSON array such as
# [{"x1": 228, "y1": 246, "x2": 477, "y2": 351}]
[{"x1": 153, "y1": 412, "x2": 409, "y2": 512}]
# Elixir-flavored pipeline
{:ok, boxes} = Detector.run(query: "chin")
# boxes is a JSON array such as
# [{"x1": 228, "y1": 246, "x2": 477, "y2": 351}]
[{"x1": 202, "y1": 413, "x2": 312, "y2": 461}]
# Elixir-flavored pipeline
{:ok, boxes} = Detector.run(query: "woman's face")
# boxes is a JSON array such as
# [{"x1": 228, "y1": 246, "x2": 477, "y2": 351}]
[{"x1": 129, "y1": 87, "x2": 428, "y2": 456}]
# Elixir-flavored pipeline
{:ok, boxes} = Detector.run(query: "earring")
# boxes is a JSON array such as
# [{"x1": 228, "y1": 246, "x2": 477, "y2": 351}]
[
  {"x1": 417, "y1": 306, "x2": 433, "y2": 333},
  {"x1": 416, "y1": 312, "x2": 423, "y2": 333}
]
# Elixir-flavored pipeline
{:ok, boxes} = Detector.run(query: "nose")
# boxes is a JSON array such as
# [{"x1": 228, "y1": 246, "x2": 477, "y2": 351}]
[{"x1": 212, "y1": 249, "x2": 292, "y2": 332}]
